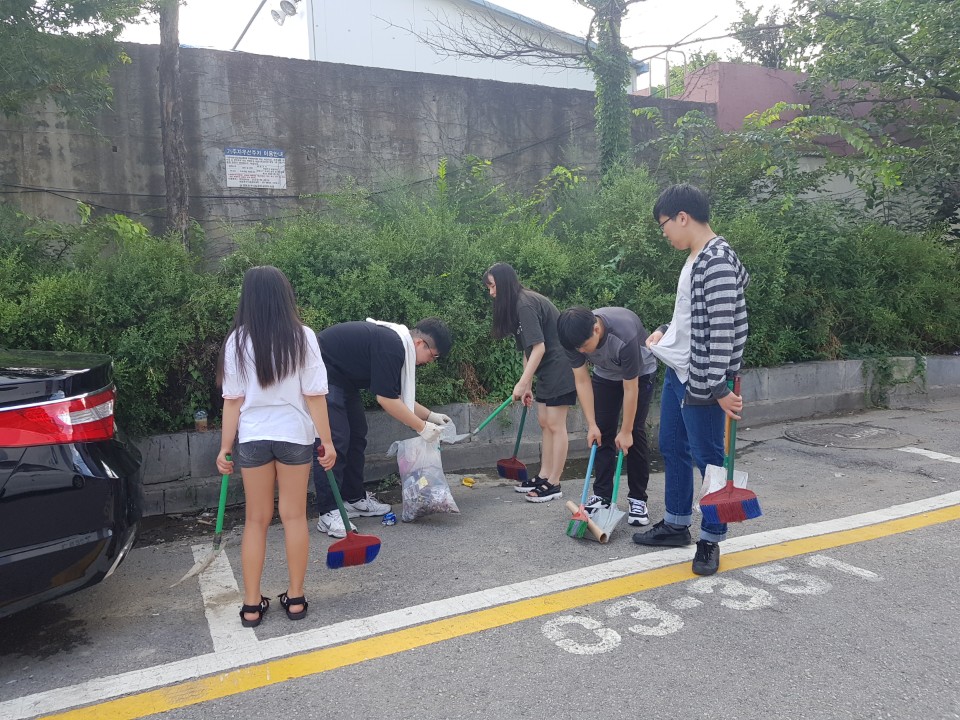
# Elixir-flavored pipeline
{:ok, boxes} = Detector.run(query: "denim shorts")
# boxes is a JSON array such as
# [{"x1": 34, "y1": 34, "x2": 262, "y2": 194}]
[{"x1": 236, "y1": 440, "x2": 314, "y2": 469}]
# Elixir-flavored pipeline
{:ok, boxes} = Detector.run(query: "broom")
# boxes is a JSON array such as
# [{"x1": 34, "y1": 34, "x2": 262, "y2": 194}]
[
  {"x1": 497, "y1": 404, "x2": 528, "y2": 482},
  {"x1": 171, "y1": 455, "x2": 231, "y2": 587},
  {"x1": 566, "y1": 442, "x2": 606, "y2": 541},
  {"x1": 700, "y1": 376, "x2": 762, "y2": 524},
  {"x1": 319, "y1": 446, "x2": 381, "y2": 568}
]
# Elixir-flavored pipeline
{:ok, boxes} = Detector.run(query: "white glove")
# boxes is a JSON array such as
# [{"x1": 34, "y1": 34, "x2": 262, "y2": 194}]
[
  {"x1": 427, "y1": 411, "x2": 452, "y2": 426},
  {"x1": 418, "y1": 421, "x2": 443, "y2": 444}
]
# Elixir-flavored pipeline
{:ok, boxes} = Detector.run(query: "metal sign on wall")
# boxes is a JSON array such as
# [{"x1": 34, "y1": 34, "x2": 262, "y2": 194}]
[{"x1": 224, "y1": 148, "x2": 287, "y2": 189}]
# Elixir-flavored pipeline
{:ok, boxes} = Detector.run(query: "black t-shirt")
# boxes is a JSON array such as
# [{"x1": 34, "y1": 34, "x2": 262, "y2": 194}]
[
  {"x1": 514, "y1": 290, "x2": 576, "y2": 399},
  {"x1": 316, "y1": 322, "x2": 404, "y2": 398}
]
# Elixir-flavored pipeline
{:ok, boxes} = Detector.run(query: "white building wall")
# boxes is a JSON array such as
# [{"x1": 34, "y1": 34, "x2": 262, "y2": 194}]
[{"x1": 306, "y1": 0, "x2": 608, "y2": 90}]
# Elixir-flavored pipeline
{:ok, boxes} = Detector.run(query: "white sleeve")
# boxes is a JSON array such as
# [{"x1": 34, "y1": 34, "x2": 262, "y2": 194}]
[
  {"x1": 300, "y1": 327, "x2": 329, "y2": 396},
  {"x1": 221, "y1": 333, "x2": 245, "y2": 399}
]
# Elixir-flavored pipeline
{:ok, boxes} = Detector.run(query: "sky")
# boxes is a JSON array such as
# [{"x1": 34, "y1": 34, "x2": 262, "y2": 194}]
[{"x1": 120, "y1": 0, "x2": 766, "y2": 87}]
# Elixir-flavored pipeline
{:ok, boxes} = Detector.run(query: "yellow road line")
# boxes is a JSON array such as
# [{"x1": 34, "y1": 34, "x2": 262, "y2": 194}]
[{"x1": 44, "y1": 505, "x2": 960, "y2": 720}]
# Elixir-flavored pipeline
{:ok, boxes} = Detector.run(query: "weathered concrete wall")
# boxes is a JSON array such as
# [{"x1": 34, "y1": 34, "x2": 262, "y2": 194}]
[
  {"x1": 136, "y1": 355, "x2": 960, "y2": 516},
  {"x1": 0, "y1": 44, "x2": 707, "y2": 258}
]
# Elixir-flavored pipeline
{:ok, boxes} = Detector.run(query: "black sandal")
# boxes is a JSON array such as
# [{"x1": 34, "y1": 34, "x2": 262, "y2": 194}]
[
  {"x1": 514, "y1": 475, "x2": 544, "y2": 493},
  {"x1": 239, "y1": 595, "x2": 270, "y2": 628},
  {"x1": 526, "y1": 480, "x2": 562, "y2": 503},
  {"x1": 279, "y1": 592, "x2": 309, "y2": 621}
]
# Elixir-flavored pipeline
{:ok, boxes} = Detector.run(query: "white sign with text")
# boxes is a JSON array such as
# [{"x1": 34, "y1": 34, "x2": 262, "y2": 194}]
[{"x1": 225, "y1": 147, "x2": 286, "y2": 189}]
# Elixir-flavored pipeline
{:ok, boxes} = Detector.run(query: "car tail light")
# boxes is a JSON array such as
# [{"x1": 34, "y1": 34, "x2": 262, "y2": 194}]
[{"x1": 0, "y1": 387, "x2": 116, "y2": 447}]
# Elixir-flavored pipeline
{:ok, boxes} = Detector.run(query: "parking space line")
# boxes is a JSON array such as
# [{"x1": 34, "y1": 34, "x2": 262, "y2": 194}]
[
  {"x1": 898, "y1": 446, "x2": 960, "y2": 464},
  {"x1": 192, "y1": 544, "x2": 259, "y2": 654},
  {"x1": 7, "y1": 490, "x2": 960, "y2": 720}
]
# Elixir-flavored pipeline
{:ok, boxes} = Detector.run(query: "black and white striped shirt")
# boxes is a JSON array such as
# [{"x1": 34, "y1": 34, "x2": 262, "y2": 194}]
[{"x1": 661, "y1": 236, "x2": 750, "y2": 404}]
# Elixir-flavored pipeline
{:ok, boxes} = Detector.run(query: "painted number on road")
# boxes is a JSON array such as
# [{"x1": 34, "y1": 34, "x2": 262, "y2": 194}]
[{"x1": 541, "y1": 555, "x2": 880, "y2": 655}]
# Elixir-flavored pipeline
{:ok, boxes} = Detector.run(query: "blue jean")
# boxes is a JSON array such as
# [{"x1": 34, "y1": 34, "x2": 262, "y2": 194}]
[{"x1": 658, "y1": 368, "x2": 728, "y2": 542}]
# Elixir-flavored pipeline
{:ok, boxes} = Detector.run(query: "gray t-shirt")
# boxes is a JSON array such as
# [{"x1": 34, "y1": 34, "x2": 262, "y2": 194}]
[
  {"x1": 514, "y1": 290, "x2": 576, "y2": 399},
  {"x1": 565, "y1": 307, "x2": 657, "y2": 381}
]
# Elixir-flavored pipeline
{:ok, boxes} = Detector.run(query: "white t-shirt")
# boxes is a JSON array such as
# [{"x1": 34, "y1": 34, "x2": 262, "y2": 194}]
[
  {"x1": 221, "y1": 326, "x2": 328, "y2": 445},
  {"x1": 650, "y1": 257, "x2": 694, "y2": 383}
]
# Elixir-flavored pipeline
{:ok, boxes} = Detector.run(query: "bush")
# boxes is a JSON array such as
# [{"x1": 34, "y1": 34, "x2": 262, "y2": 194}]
[{"x1": 2, "y1": 160, "x2": 958, "y2": 437}]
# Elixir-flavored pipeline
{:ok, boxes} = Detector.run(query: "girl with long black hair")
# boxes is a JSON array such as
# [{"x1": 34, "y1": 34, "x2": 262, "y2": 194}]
[
  {"x1": 216, "y1": 266, "x2": 337, "y2": 627},
  {"x1": 484, "y1": 262, "x2": 576, "y2": 503}
]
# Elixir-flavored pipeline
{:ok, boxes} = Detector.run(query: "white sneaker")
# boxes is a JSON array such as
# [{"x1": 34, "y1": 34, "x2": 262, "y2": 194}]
[
  {"x1": 628, "y1": 498, "x2": 650, "y2": 526},
  {"x1": 344, "y1": 492, "x2": 392, "y2": 518},
  {"x1": 316, "y1": 510, "x2": 357, "y2": 538}
]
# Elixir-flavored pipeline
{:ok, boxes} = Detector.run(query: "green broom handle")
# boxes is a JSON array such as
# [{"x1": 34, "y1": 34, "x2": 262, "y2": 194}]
[
  {"x1": 319, "y1": 445, "x2": 353, "y2": 532},
  {"x1": 511, "y1": 405, "x2": 527, "y2": 457},
  {"x1": 474, "y1": 396, "x2": 513, "y2": 435},
  {"x1": 726, "y1": 376, "x2": 741, "y2": 482},
  {"x1": 213, "y1": 454, "x2": 231, "y2": 545},
  {"x1": 610, "y1": 449, "x2": 625, "y2": 502}
]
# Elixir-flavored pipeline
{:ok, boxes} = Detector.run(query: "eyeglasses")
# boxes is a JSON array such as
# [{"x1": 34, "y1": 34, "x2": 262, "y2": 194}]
[
  {"x1": 422, "y1": 337, "x2": 440, "y2": 360},
  {"x1": 658, "y1": 215, "x2": 676, "y2": 231}
]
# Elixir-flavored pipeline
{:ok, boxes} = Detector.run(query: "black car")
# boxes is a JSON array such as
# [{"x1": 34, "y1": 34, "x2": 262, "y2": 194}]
[{"x1": 0, "y1": 349, "x2": 142, "y2": 618}]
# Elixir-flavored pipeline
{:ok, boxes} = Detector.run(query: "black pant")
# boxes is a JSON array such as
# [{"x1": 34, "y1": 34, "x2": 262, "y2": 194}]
[
  {"x1": 591, "y1": 373, "x2": 654, "y2": 502},
  {"x1": 312, "y1": 383, "x2": 367, "y2": 515}
]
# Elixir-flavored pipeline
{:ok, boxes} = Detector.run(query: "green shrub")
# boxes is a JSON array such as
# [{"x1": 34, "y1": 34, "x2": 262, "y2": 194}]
[{"x1": 2, "y1": 158, "x2": 958, "y2": 438}]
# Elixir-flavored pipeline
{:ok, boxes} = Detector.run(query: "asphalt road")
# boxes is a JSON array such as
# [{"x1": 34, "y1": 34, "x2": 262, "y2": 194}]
[{"x1": 1, "y1": 398, "x2": 959, "y2": 720}]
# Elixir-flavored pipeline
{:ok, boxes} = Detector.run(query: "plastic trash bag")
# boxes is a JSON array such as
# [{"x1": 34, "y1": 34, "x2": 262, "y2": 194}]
[{"x1": 388, "y1": 435, "x2": 460, "y2": 522}]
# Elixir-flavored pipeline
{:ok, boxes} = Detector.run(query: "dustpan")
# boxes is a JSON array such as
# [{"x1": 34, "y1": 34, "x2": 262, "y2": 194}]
[{"x1": 589, "y1": 449, "x2": 627, "y2": 541}]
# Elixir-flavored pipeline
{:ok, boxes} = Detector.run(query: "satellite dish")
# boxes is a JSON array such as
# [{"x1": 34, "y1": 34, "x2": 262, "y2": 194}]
[
  {"x1": 279, "y1": 0, "x2": 298, "y2": 16},
  {"x1": 271, "y1": 9, "x2": 285, "y2": 25}
]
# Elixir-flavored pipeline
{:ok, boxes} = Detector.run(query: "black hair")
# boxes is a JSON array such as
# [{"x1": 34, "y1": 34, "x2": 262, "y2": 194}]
[
  {"x1": 484, "y1": 262, "x2": 525, "y2": 340},
  {"x1": 413, "y1": 317, "x2": 453, "y2": 357},
  {"x1": 653, "y1": 183, "x2": 711, "y2": 224},
  {"x1": 557, "y1": 306, "x2": 596, "y2": 351},
  {"x1": 217, "y1": 265, "x2": 307, "y2": 388}
]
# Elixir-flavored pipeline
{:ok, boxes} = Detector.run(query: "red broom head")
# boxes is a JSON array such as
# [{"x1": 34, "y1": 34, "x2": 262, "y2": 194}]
[
  {"x1": 326, "y1": 534, "x2": 381, "y2": 569},
  {"x1": 497, "y1": 457, "x2": 527, "y2": 481},
  {"x1": 700, "y1": 486, "x2": 762, "y2": 524}
]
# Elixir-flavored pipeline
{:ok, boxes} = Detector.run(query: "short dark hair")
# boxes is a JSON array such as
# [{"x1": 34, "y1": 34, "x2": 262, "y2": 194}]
[
  {"x1": 414, "y1": 317, "x2": 453, "y2": 357},
  {"x1": 653, "y1": 183, "x2": 711, "y2": 224},
  {"x1": 557, "y1": 306, "x2": 595, "y2": 351}
]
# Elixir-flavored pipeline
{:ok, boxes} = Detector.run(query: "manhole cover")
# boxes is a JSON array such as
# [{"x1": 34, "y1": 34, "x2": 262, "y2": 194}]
[{"x1": 783, "y1": 423, "x2": 917, "y2": 449}]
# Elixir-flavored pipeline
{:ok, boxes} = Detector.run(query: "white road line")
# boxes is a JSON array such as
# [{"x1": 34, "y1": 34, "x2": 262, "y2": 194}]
[
  {"x1": 898, "y1": 446, "x2": 960, "y2": 464},
  {"x1": 192, "y1": 543, "x2": 259, "y2": 654},
  {"x1": 4, "y1": 489, "x2": 960, "y2": 720}
]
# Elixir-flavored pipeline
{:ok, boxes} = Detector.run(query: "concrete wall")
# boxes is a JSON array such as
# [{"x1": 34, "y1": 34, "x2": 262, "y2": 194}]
[
  {"x1": 136, "y1": 355, "x2": 960, "y2": 516},
  {"x1": 0, "y1": 44, "x2": 703, "y2": 258}
]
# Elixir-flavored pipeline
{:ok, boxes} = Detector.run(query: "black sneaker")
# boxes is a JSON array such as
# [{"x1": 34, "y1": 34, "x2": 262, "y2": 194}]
[
  {"x1": 692, "y1": 540, "x2": 720, "y2": 576},
  {"x1": 583, "y1": 494, "x2": 609, "y2": 516},
  {"x1": 632, "y1": 519, "x2": 692, "y2": 547}
]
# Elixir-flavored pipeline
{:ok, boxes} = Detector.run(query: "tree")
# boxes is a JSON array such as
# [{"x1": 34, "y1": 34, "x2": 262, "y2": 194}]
[
  {"x1": 157, "y1": 0, "x2": 190, "y2": 247},
  {"x1": 728, "y1": 2, "x2": 801, "y2": 70},
  {"x1": 0, "y1": 1, "x2": 147, "y2": 123},
  {"x1": 790, "y1": 0, "x2": 960, "y2": 227}
]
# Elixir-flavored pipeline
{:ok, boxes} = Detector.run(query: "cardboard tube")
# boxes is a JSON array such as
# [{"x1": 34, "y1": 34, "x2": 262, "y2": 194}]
[{"x1": 565, "y1": 501, "x2": 608, "y2": 544}]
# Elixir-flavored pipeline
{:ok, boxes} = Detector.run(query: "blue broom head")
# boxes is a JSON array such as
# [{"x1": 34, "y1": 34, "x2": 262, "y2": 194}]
[{"x1": 701, "y1": 496, "x2": 762, "y2": 525}]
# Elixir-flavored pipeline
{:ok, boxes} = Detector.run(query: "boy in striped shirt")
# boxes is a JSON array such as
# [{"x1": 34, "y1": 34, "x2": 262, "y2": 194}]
[{"x1": 633, "y1": 184, "x2": 750, "y2": 577}]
